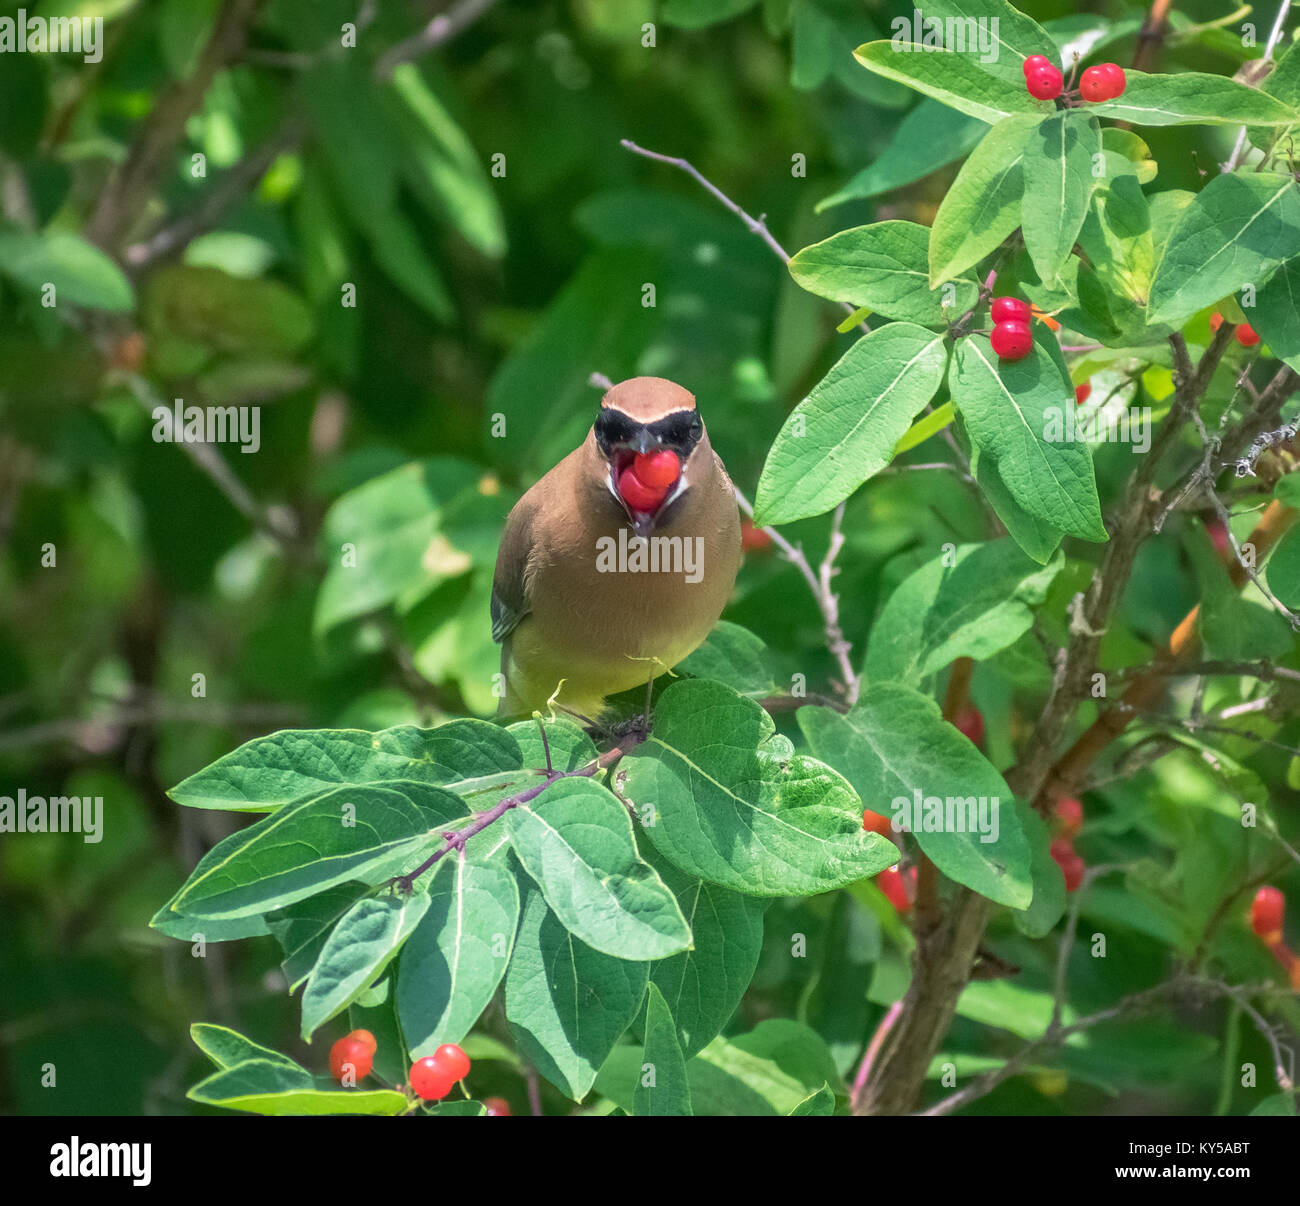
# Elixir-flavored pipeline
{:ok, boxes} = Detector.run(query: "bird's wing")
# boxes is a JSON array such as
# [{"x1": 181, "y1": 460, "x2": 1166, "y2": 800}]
[{"x1": 490, "y1": 495, "x2": 536, "y2": 644}]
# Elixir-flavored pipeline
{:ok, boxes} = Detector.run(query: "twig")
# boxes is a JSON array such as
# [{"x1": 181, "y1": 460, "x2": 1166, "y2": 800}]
[
  {"x1": 734, "y1": 487, "x2": 860, "y2": 705},
  {"x1": 374, "y1": 0, "x2": 502, "y2": 80},
  {"x1": 123, "y1": 115, "x2": 307, "y2": 268},
  {"x1": 851, "y1": 1001, "x2": 903, "y2": 1111},
  {"x1": 391, "y1": 735, "x2": 643, "y2": 892},
  {"x1": 620, "y1": 138, "x2": 870, "y2": 333},
  {"x1": 122, "y1": 375, "x2": 303, "y2": 555},
  {"x1": 1224, "y1": 0, "x2": 1294, "y2": 171}
]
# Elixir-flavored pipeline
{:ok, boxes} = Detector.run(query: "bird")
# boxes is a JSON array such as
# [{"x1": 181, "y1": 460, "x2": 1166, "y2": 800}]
[{"x1": 491, "y1": 376, "x2": 742, "y2": 722}]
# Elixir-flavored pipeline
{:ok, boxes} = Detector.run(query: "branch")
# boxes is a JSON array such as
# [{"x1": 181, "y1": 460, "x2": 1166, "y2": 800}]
[
  {"x1": 374, "y1": 0, "x2": 502, "y2": 80},
  {"x1": 391, "y1": 733, "x2": 644, "y2": 892},
  {"x1": 620, "y1": 138, "x2": 870, "y2": 334},
  {"x1": 87, "y1": 0, "x2": 266, "y2": 250},
  {"x1": 734, "y1": 487, "x2": 860, "y2": 705},
  {"x1": 123, "y1": 115, "x2": 307, "y2": 268},
  {"x1": 122, "y1": 374, "x2": 305, "y2": 557}
]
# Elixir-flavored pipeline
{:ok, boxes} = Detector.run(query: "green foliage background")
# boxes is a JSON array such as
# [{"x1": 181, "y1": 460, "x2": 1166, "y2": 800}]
[{"x1": 1, "y1": 0, "x2": 1298, "y2": 1115}]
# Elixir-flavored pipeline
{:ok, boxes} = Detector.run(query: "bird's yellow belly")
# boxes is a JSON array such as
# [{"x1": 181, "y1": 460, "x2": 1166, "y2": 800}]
[{"x1": 504, "y1": 548, "x2": 731, "y2": 718}]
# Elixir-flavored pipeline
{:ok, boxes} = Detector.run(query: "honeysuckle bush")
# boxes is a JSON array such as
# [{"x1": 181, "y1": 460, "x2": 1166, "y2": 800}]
[{"x1": 146, "y1": 1, "x2": 1300, "y2": 1118}]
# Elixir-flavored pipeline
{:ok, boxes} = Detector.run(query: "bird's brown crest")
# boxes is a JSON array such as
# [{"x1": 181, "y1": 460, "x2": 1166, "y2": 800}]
[{"x1": 601, "y1": 377, "x2": 696, "y2": 423}]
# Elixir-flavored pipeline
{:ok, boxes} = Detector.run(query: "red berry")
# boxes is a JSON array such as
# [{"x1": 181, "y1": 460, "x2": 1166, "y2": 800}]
[
  {"x1": 483, "y1": 1096, "x2": 513, "y2": 1116},
  {"x1": 1099, "y1": 63, "x2": 1126, "y2": 98},
  {"x1": 1236, "y1": 323, "x2": 1260, "y2": 347},
  {"x1": 1206, "y1": 517, "x2": 1231, "y2": 560},
  {"x1": 1252, "y1": 886, "x2": 1285, "y2": 942},
  {"x1": 632, "y1": 448, "x2": 680, "y2": 489},
  {"x1": 740, "y1": 518, "x2": 772, "y2": 552},
  {"x1": 1022, "y1": 54, "x2": 1052, "y2": 76},
  {"x1": 349, "y1": 1028, "x2": 377, "y2": 1056},
  {"x1": 1055, "y1": 797, "x2": 1083, "y2": 838},
  {"x1": 862, "y1": 809, "x2": 894, "y2": 838},
  {"x1": 1079, "y1": 66, "x2": 1111, "y2": 103},
  {"x1": 991, "y1": 296, "x2": 1031, "y2": 324},
  {"x1": 409, "y1": 1056, "x2": 456, "y2": 1101},
  {"x1": 617, "y1": 465, "x2": 667, "y2": 513},
  {"x1": 1050, "y1": 839, "x2": 1085, "y2": 893},
  {"x1": 1075, "y1": 382, "x2": 1091, "y2": 405},
  {"x1": 876, "y1": 866, "x2": 912, "y2": 914},
  {"x1": 330, "y1": 1036, "x2": 373, "y2": 1085},
  {"x1": 1209, "y1": 312, "x2": 1224, "y2": 332},
  {"x1": 1025, "y1": 65, "x2": 1063, "y2": 101},
  {"x1": 952, "y1": 705, "x2": 985, "y2": 748},
  {"x1": 432, "y1": 1043, "x2": 471, "y2": 1083},
  {"x1": 990, "y1": 321, "x2": 1033, "y2": 361}
]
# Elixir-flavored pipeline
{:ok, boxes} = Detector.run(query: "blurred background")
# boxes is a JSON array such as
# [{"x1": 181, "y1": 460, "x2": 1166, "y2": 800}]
[{"x1": 1, "y1": 0, "x2": 1294, "y2": 1115}]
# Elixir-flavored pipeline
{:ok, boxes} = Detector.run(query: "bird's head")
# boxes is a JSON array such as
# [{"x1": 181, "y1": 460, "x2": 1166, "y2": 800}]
[{"x1": 593, "y1": 377, "x2": 705, "y2": 538}]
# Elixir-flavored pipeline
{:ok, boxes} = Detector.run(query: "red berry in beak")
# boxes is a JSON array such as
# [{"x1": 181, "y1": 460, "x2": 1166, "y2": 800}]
[
  {"x1": 618, "y1": 465, "x2": 668, "y2": 513},
  {"x1": 633, "y1": 448, "x2": 680, "y2": 488}
]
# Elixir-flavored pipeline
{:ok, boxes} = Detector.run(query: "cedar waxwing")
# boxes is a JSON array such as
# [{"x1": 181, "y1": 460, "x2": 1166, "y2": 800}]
[{"x1": 491, "y1": 377, "x2": 742, "y2": 721}]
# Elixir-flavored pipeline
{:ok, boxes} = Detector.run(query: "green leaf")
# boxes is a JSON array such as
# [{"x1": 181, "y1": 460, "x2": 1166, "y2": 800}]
[
  {"x1": 168, "y1": 784, "x2": 466, "y2": 919},
  {"x1": 169, "y1": 719, "x2": 521, "y2": 811},
  {"x1": 142, "y1": 265, "x2": 313, "y2": 356},
  {"x1": 1267, "y1": 525, "x2": 1300, "y2": 609},
  {"x1": 1021, "y1": 110, "x2": 1102, "y2": 287},
  {"x1": 645, "y1": 846, "x2": 767, "y2": 1058},
  {"x1": 754, "y1": 323, "x2": 948, "y2": 525},
  {"x1": 818, "y1": 100, "x2": 987, "y2": 211},
  {"x1": 789, "y1": 1083, "x2": 837, "y2": 1115},
  {"x1": 864, "y1": 539, "x2": 1063, "y2": 683},
  {"x1": 507, "y1": 716, "x2": 598, "y2": 771},
  {"x1": 1251, "y1": 1093, "x2": 1298, "y2": 1116},
  {"x1": 1078, "y1": 173, "x2": 1156, "y2": 307},
  {"x1": 929, "y1": 113, "x2": 1036, "y2": 287},
  {"x1": 1090, "y1": 70, "x2": 1299, "y2": 127},
  {"x1": 920, "y1": 0, "x2": 1058, "y2": 86},
  {"x1": 300, "y1": 890, "x2": 431, "y2": 1039},
  {"x1": 623, "y1": 679, "x2": 897, "y2": 896},
  {"x1": 149, "y1": 908, "x2": 270, "y2": 943},
  {"x1": 387, "y1": 65, "x2": 506, "y2": 258},
  {"x1": 506, "y1": 777, "x2": 691, "y2": 960},
  {"x1": 1149, "y1": 173, "x2": 1300, "y2": 328},
  {"x1": 677, "y1": 621, "x2": 780, "y2": 700},
  {"x1": 1252, "y1": 256, "x2": 1300, "y2": 372},
  {"x1": 852, "y1": 41, "x2": 1045, "y2": 124},
  {"x1": 191, "y1": 1023, "x2": 305, "y2": 1072},
  {"x1": 798, "y1": 684, "x2": 1032, "y2": 908},
  {"x1": 396, "y1": 853, "x2": 520, "y2": 1056},
  {"x1": 0, "y1": 230, "x2": 134, "y2": 312},
  {"x1": 634, "y1": 984, "x2": 693, "y2": 1116},
  {"x1": 504, "y1": 883, "x2": 648, "y2": 1101},
  {"x1": 1012, "y1": 803, "x2": 1067, "y2": 938},
  {"x1": 1100, "y1": 128, "x2": 1157, "y2": 185},
  {"x1": 969, "y1": 440, "x2": 1064, "y2": 564},
  {"x1": 187, "y1": 1059, "x2": 407, "y2": 1116},
  {"x1": 789, "y1": 221, "x2": 978, "y2": 325},
  {"x1": 952, "y1": 333, "x2": 1107, "y2": 542},
  {"x1": 266, "y1": 884, "x2": 368, "y2": 992},
  {"x1": 313, "y1": 458, "x2": 484, "y2": 635}
]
